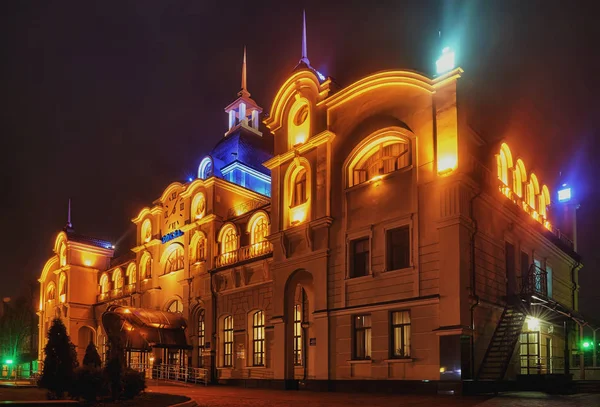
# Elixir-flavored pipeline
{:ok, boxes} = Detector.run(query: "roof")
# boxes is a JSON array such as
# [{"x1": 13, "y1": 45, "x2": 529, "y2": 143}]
[
  {"x1": 209, "y1": 125, "x2": 273, "y2": 177},
  {"x1": 101, "y1": 306, "x2": 190, "y2": 350},
  {"x1": 66, "y1": 230, "x2": 113, "y2": 250}
]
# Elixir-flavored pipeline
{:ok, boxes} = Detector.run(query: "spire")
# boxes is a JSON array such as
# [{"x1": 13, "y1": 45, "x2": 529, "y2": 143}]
[
  {"x1": 65, "y1": 198, "x2": 74, "y2": 232},
  {"x1": 238, "y1": 46, "x2": 250, "y2": 98},
  {"x1": 300, "y1": 10, "x2": 310, "y2": 65}
]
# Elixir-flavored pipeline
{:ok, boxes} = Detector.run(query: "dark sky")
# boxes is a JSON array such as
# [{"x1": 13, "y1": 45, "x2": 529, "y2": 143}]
[{"x1": 1, "y1": 1, "x2": 598, "y2": 317}]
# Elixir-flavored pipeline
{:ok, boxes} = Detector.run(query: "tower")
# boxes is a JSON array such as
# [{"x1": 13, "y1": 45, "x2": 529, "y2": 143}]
[{"x1": 224, "y1": 47, "x2": 262, "y2": 136}]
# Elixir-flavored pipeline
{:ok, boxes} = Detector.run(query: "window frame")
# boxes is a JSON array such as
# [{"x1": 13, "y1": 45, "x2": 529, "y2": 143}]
[
  {"x1": 390, "y1": 310, "x2": 411, "y2": 359},
  {"x1": 197, "y1": 309, "x2": 205, "y2": 367},
  {"x1": 251, "y1": 310, "x2": 265, "y2": 366},
  {"x1": 222, "y1": 315, "x2": 234, "y2": 368},
  {"x1": 293, "y1": 304, "x2": 303, "y2": 366},
  {"x1": 352, "y1": 314, "x2": 372, "y2": 360},
  {"x1": 385, "y1": 224, "x2": 411, "y2": 272},
  {"x1": 349, "y1": 237, "x2": 370, "y2": 278}
]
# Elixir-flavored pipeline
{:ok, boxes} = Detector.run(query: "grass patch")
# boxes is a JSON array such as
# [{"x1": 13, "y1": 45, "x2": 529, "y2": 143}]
[{"x1": 0, "y1": 387, "x2": 188, "y2": 406}]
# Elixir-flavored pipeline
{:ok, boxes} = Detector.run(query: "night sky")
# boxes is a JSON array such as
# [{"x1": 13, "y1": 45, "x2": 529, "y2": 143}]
[{"x1": 1, "y1": 1, "x2": 599, "y2": 318}]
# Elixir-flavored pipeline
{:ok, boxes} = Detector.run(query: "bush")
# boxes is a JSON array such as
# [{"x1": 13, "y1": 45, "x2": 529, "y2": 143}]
[
  {"x1": 71, "y1": 366, "x2": 107, "y2": 402},
  {"x1": 122, "y1": 368, "x2": 146, "y2": 399},
  {"x1": 82, "y1": 341, "x2": 102, "y2": 368}
]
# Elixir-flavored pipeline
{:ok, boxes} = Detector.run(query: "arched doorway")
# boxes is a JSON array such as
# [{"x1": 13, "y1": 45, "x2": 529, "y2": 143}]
[
  {"x1": 77, "y1": 326, "x2": 96, "y2": 363},
  {"x1": 284, "y1": 269, "x2": 315, "y2": 383}
]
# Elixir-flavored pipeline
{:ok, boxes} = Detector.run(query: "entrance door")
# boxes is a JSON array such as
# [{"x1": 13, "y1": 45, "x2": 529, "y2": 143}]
[
  {"x1": 545, "y1": 337, "x2": 552, "y2": 373},
  {"x1": 519, "y1": 332, "x2": 540, "y2": 374}
]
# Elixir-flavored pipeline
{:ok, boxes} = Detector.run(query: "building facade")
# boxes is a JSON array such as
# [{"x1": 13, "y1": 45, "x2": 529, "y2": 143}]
[{"x1": 37, "y1": 23, "x2": 582, "y2": 390}]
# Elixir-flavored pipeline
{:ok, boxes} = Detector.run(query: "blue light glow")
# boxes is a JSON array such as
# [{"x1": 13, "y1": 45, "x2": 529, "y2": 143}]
[
  {"x1": 436, "y1": 46, "x2": 455, "y2": 74},
  {"x1": 188, "y1": 177, "x2": 193, "y2": 182},
  {"x1": 558, "y1": 187, "x2": 572, "y2": 202},
  {"x1": 161, "y1": 229, "x2": 184, "y2": 244},
  {"x1": 316, "y1": 70, "x2": 326, "y2": 81}
]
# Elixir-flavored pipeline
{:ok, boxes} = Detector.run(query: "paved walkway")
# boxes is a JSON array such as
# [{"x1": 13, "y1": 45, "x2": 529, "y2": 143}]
[{"x1": 146, "y1": 381, "x2": 600, "y2": 407}]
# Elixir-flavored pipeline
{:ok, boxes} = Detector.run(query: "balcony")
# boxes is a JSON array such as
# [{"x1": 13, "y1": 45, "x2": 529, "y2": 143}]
[
  {"x1": 521, "y1": 264, "x2": 548, "y2": 298},
  {"x1": 215, "y1": 241, "x2": 273, "y2": 268}
]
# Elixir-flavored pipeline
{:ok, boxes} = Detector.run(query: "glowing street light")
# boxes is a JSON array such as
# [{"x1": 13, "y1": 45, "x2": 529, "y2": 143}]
[
  {"x1": 558, "y1": 184, "x2": 572, "y2": 202},
  {"x1": 5, "y1": 359, "x2": 13, "y2": 365}
]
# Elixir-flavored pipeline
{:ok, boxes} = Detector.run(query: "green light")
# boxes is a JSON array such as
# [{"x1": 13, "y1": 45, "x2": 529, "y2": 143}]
[
  {"x1": 583, "y1": 341, "x2": 592, "y2": 349},
  {"x1": 5, "y1": 359, "x2": 13, "y2": 365}
]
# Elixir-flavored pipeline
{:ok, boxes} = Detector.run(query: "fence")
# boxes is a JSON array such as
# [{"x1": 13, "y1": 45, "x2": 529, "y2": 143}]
[{"x1": 129, "y1": 363, "x2": 209, "y2": 386}]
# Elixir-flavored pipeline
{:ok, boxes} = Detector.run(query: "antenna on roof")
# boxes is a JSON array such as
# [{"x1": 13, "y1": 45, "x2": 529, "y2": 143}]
[
  {"x1": 65, "y1": 198, "x2": 74, "y2": 232},
  {"x1": 300, "y1": 10, "x2": 310, "y2": 66},
  {"x1": 239, "y1": 46, "x2": 250, "y2": 98}
]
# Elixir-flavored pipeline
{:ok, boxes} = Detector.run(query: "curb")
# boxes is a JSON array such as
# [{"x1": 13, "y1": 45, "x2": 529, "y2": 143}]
[{"x1": 170, "y1": 398, "x2": 198, "y2": 407}]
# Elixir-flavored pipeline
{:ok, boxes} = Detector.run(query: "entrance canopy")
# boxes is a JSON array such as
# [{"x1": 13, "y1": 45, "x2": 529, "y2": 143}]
[{"x1": 101, "y1": 306, "x2": 191, "y2": 350}]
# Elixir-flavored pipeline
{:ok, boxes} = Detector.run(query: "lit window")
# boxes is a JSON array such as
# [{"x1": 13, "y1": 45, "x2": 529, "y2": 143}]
[
  {"x1": 497, "y1": 143, "x2": 513, "y2": 187},
  {"x1": 250, "y1": 214, "x2": 269, "y2": 245},
  {"x1": 386, "y1": 226, "x2": 410, "y2": 271},
  {"x1": 198, "y1": 157, "x2": 213, "y2": 180},
  {"x1": 167, "y1": 299, "x2": 183, "y2": 313},
  {"x1": 294, "y1": 304, "x2": 303, "y2": 366},
  {"x1": 353, "y1": 315, "x2": 371, "y2": 360},
  {"x1": 46, "y1": 283, "x2": 56, "y2": 301},
  {"x1": 390, "y1": 311, "x2": 411, "y2": 358},
  {"x1": 112, "y1": 268, "x2": 124, "y2": 290},
  {"x1": 288, "y1": 98, "x2": 310, "y2": 148},
  {"x1": 198, "y1": 309, "x2": 205, "y2": 367},
  {"x1": 221, "y1": 226, "x2": 238, "y2": 255},
  {"x1": 514, "y1": 159, "x2": 526, "y2": 198},
  {"x1": 191, "y1": 234, "x2": 207, "y2": 263},
  {"x1": 348, "y1": 137, "x2": 410, "y2": 187},
  {"x1": 99, "y1": 274, "x2": 110, "y2": 294},
  {"x1": 350, "y1": 237, "x2": 369, "y2": 278},
  {"x1": 164, "y1": 245, "x2": 184, "y2": 274},
  {"x1": 222, "y1": 316, "x2": 234, "y2": 367},
  {"x1": 58, "y1": 273, "x2": 67, "y2": 297},
  {"x1": 127, "y1": 263, "x2": 137, "y2": 285},
  {"x1": 140, "y1": 253, "x2": 152, "y2": 280},
  {"x1": 538, "y1": 185, "x2": 551, "y2": 218},
  {"x1": 252, "y1": 311, "x2": 265, "y2": 366},
  {"x1": 141, "y1": 219, "x2": 152, "y2": 243},
  {"x1": 526, "y1": 173, "x2": 540, "y2": 210},
  {"x1": 59, "y1": 243, "x2": 67, "y2": 267},
  {"x1": 292, "y1": 169, "x2": 307, "y2": 207}
]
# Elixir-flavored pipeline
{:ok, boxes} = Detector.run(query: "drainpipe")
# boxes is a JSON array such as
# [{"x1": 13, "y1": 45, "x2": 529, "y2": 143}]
[
  {"x1": 570, "y1": 261, "x2": 580, "y2": 313},
  {"x1": 469, "y1": 190, "x2": 482, "y2": 379},
  {"x1": 209, "y1": 270, "x2": 217, "y2": 384}
]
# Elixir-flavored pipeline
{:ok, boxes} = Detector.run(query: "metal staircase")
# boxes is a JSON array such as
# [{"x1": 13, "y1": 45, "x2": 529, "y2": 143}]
[{"x1": 477, "y1": 302, "x2": 526, "y2": 380}]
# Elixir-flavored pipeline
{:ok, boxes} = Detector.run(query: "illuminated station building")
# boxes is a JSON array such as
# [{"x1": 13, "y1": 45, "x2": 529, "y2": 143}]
[{"x1": 37, "y1": 18, "x2": 583, "y2": 391}]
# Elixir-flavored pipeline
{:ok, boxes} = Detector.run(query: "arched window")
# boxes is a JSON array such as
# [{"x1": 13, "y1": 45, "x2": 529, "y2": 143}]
[
  {"x1": 198, "y1": 157, "x2": 213, "y2": 180},
  {"x1": 46, "y1": 282, "x2": 56, "y2": 301},
  {"x1": 164, "y1": 245, "x2": 184, "y2": 274},
  {"x1": 126, "y1": 263, "x2": 137, "y2": 285},
  {"x1": 526, "y1": 173, "x2": 540, "y2": 210},
  {"x1": 99, "y1": 274, "x2": 110, "y2": 295},
  {"x1": 58, "y1": 273, "x2": 67, "y2": 302},
  {"x1": 514, "y1": 159, "x2": 526, "y2": 198},
  {"x1": 167, "y1": 299, "x2": 183, "y2": 313},
  {"x1": 285, "y1": 160, "x2": 311, "y2": 227},
  {"x1": 348, "y1": 137, "x2": 410, "y2": 187},
  {"x1": 287, "y1": 97, "x2": 310, "y2": 148},
  {"x1": 539, "y1": 185, "x2": 551, "y2": 218},
  {"x1": 497, "y1": 143, "x2": 513, "y2": 187},
  {"x1": 220, "y1": 225, "x2": 238, "y2": 255},
  {"x1": 59, "y1": 243, "x2": 67, "y2": 267},
  {"x1": 140, "y1": 252, "x2": 152, "y2": 280},
  {"x1": 222, "y1": 315, "x2": 234, "y2": 367},
  {"x1": 249, "y1": 213, "x2": 269, "y2": 245},
  {"x1": 191, "y1": 193, "x2": 206, "y2": 220},
  {"x1": 293, "y1": 304, "x2": 302, "y2": 366},
  {"x1": 197, "y1": 309, "x2": 205, "y2": 367},
  {"x1": 190, "y1": 233, "x2": 207, "y2": 264},
  {"x1": 141, "y1": 219, "x2": 152, "y2": 243},
  {"x1": 252, "y1": 310, "x2": 265, "y2": 366},
  {"x1": 292, "y1": 169, "x2": 307, "y2": 207},
  {"x1": 112, "y1": 268, "x2": 124, "y2": 290}
]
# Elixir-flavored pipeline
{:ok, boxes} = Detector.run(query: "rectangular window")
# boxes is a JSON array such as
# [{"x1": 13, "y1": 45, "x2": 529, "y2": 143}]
[
  {"x1": 386, "y1": 226, "x2": 410, "y2": 271},
  {"x1": 390, "y1": 311, "x2": 411, "y2": 358},
  {"x1": 350, "y1": 238, "x2": 370, "y2": 278},
  {"x1": 223, "y1": 316, "x2": 233, "y2": 367},
  {"x1": 520, "y1": 251, "x2": 529, "y2": 289},
  {"x1": 505, "y1": 242, "x2": 516, "y2": 295},
  {"x1": 546, "y1": 264, "x2": 553, "y2": 298},
  {"x1": 198, "y1": 311, "x2": 205, "y2": 368},
  {"x1": 353, "y1": 314, "x2": 372, "y2": 360},
  {"x1": 252, "y1": 311, "x2": 265, "y2": 366},
  {"x1": 293, "y1": 304, "x2": 303, "y2": 366}
]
